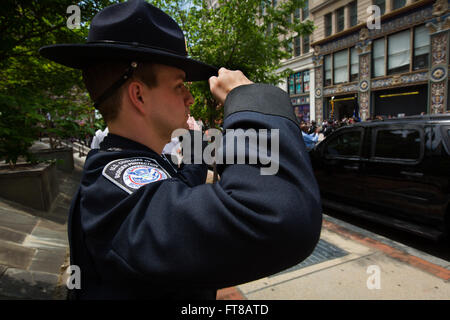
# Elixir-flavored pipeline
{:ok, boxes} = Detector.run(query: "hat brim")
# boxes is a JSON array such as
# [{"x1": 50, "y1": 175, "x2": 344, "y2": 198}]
[{"x1": 39, "y1": 43, "x2": 218, "y2": 82}]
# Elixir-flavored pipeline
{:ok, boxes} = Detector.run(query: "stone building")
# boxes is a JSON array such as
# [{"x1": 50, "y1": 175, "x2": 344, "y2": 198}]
[
  {"x1": 277, "y1": 0, "x2": 315, "y2": 123},
  {"x1": 280, "y1": 0, "x2": 450, "y2": 123}
]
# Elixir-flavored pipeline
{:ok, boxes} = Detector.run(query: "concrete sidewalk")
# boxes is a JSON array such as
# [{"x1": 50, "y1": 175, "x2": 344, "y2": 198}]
[
  {"x1": 0, "y1": 148, "x2": 84, "y2": 299},
  {"x1": 0, "y1": 141, "x2": 215, "y2": 300},
  {"x1": 218, "y1": 215, "x2": 450, "y2": 300}
]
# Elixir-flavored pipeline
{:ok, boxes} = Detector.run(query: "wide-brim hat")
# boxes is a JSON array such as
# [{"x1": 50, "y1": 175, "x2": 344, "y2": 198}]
[{"x1": 39, "y1": 0, "x2": 218, "y2": 82}]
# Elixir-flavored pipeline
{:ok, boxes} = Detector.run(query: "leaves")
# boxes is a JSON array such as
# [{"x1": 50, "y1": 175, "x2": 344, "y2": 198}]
[
  {"x1": 0, "y1": 0, "x2": 314, "y2": 165},
  {"x1": 0, "y1": 0, "x2": 114, "y2": 165},
  {"x1": 155, "y1": 0, "x2": 314, "y2": 127}
]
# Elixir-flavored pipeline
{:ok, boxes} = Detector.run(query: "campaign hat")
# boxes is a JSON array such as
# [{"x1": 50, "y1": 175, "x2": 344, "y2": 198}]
[{"x1": 39, "y1": 0, "x2": 218, "y2": 81}]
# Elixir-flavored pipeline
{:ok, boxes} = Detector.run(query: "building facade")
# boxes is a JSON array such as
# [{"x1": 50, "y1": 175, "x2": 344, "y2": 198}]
[
  {"x1": 277, "y1": 0, "x2": 316, "y2": 123},
  {"x1": 280, "y1": 0, "x2": 450, "y2": 123}
]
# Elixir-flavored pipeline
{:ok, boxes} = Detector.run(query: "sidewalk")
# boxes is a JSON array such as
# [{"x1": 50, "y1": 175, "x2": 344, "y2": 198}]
[
  {"x1": 217, "y1": 215, "x2": 450, "y2": 300},
  {"x1": 0, "y1": 143, "x2": 214, "y2": 299},
  {"x1": 0, "y1": 146, "x2": 84, "y2": 299}
]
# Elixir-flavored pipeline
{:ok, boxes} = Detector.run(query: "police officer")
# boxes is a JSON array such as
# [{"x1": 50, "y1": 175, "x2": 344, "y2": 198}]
[{"x1": 40, "y1": 0, "x2": 322, "y2": 299}]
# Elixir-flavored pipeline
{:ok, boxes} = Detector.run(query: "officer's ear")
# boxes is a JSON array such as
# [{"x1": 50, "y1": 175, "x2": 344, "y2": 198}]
[{"x1": 127, "y1": 81, "x2": 147, "y2": 115}]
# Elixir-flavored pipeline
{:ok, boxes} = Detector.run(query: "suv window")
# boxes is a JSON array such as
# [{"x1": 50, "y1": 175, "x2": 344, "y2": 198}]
[
  {"x1": 442, "y1": 126, "x2": 450, "y2": 154},
  {"x1": 374, "y1": 128, "x2": 421, "y2": 160},
  {"x1": 325, "y1": 130, "x2": 362, "y2": 157}
]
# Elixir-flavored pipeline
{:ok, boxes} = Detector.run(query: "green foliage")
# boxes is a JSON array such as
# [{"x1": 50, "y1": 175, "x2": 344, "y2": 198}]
[
  {"x1": 39, "y1": 87, "x2": 97, "y2": 149},
  {"x1": 0, "y1": 0, "x2": 115, "y2": 166},
  {"x1": 153, "y1": 0, "x2": 315, "y2": 128},
  {"x1": 0, "y1": 89, "x2": 42, "y2": 166},
  {"x1": 0, "y1": 0, "x2": 314, "y2": 165}
]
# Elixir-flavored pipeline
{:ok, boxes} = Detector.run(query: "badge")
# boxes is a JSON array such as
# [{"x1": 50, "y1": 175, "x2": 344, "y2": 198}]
[{"x1": 102, "y1": 157, "x2": 171, "y2": 194}]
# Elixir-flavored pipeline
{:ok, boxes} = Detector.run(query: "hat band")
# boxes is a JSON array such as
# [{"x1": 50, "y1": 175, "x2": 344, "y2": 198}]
[{"x1": 87, "y1": 40, "x2": 188, "y2": 57}]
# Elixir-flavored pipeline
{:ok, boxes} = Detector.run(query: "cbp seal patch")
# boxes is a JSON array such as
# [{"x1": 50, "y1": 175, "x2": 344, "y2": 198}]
[{"x1": 102, "y1": 157, "x2": 170, "y2": 194}]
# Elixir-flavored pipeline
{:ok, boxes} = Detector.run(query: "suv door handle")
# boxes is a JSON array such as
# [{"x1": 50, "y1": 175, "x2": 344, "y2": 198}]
[
  {"x1": 343, "y1": 165, "x2": 359, "y2": 170},
  {"x1": 400, "y1": 171, "x2": 424, "y2": 177}
]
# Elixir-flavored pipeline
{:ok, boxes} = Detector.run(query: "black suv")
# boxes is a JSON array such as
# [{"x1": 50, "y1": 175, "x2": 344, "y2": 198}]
[{"x1": 309, "y1": 114, "x2": 450, "y2": 241}]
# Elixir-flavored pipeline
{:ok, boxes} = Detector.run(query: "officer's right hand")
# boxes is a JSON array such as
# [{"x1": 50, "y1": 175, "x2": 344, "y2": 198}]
[{"x1": 209, "y1": 67, "x2": 253, "y2": 105}]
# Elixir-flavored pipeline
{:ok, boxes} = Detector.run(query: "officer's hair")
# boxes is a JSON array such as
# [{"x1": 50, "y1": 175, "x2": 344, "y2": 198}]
[{"x1": 82, "y1": 62, "x2": 158, "y2": 123}]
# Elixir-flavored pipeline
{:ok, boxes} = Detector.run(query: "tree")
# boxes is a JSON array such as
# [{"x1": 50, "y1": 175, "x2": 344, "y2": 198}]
[
  {"x1": 154, "y1": 0, "x2": 314, "y2": 128},
  {"x1": 0, "y1": 0, "x2": 115, "y2": 166}
]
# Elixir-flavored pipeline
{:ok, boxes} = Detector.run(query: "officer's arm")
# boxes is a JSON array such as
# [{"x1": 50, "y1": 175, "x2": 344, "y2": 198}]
[
  {"x1": 177, "y1": 130, "x2": 208, "y2": 187},
  {"x1": 83, "y1": 84, "x2": 322, "y2": 289}
]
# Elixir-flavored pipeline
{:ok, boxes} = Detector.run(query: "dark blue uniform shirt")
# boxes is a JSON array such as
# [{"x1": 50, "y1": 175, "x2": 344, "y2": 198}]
[{"x1": 68, "y1": 83, "x2": 322, "y2": 299}]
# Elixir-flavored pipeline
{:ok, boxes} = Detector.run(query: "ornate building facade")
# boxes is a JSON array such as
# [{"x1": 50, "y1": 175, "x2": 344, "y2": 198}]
[
  {"x1": 310, "y1": 0, "x2": 450, "y2": 123},
  {"x1": 277, "y1": 0, "x2": 315, "y2": 123}
]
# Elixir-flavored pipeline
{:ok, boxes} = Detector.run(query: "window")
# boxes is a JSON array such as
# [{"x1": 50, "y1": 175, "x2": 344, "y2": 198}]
[
  {"x1": 324, "y1": 54, "x2": 332, "y2": 86},
  {"x1": 294, "y1": 8, "x2": 300, "y2": 21},
  {"x1": 325, "y1": 13, "x2": 332, "y2": 36},
  {"x1": 372, "y1": 38, "x2": 385, "y2": 77},
  {"x1": 286, "y1": 13, "x2": 292, "y2": 24},
  {"x1": 373, "y1": 0, "x2": 385, "y2": 15},
  {"x1": 414, "y1": 25, "x2": 430, "y2": 70},
  {"x1": 303, "y1": 36, "x2": 310, "y2": 54},
  {"x1": 303, "y1": 71, "x2": 310, "y2": 92},
  {"x1": 294, "y1": 36, "x2": 301, "y2": 57},
  {"x1": 325, "y1": 130, "x2": 362, "y2": 157},
  {"x1": 288, "y1": 71, "x2": 308, "y2": 95},
  {"x1": 374, "y1": 129, "x2": 421, "y2": 160},
  {"x1": 288, "y1": 74, "x2": 295, "y2": 94},
  {"x1": 302, "y1": 0, "x2": 309, "y2": 20},
  {"x1": 336, "y1": 7, "x2": 345, "y2": 32},
  {"x1": 349, "y1": 1, "x2": 358, "y2": 27},
  {"x1": 334, "y1": 50, "x2": 349, "y2": 84},
  {"x1": 392, "y1": 0, "x2": 406, "y2": 10},
  {"x1": 295, "y1": 72, "x2": 302, "y2": 93},
  {"x1": 388, "y1": 30, "x2": 410, "y2": 75},
  {"x1": 441, "y1": 126, "x2": 450, "y2": 152},
  {"x1": 294, "y1": 7, "x2": 300, "y2": 20},
  {"x1": 350, "y1": 47, "x2": 359, "y2": 82},
  {"x1": 286, "y1": 38, "x2": 293, "y2": 57}
]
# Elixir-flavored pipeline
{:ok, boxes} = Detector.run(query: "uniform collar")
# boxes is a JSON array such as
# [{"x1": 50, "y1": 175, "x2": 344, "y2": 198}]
[
  {"x1": 99, "y1": 133, "x2": 159, "y2": 155},
  {"x1": 99, "y1": 133, "x2": 179, "y2": 176}
]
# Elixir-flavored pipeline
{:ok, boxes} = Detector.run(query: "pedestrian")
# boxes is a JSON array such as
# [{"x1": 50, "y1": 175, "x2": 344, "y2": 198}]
[
  {"x1": 39, "y1": 0, "x2": 322, "y2": 299},
  {"x1": 301, "y1": 123, "x2": 320, "y2": 151},
  {"x1": 90, "y1": 127, "x2": 109, "y2": 149},
  {"x1": 308, "y1": 120, "x2": 317, "y2": 134}
]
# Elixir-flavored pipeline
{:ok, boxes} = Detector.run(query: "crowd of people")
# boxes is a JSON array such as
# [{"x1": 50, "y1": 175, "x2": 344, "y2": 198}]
[
  {"x1": 299, "y1": 117, "x2": 361, "y2": 151},
  {"x1": 299, "y1": 110, "x2": 450, "y2": 150}
]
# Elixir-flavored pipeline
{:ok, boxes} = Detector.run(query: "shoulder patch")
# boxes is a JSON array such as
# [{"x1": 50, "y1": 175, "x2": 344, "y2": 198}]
[{"x1": 102, "y1": 157, "x2": 171, "y2": 194}]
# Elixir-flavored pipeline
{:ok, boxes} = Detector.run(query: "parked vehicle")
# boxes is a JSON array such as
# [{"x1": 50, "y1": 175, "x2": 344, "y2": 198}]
[{"x1": 309, "y1": 114, "x2": 450, "y2": 241}]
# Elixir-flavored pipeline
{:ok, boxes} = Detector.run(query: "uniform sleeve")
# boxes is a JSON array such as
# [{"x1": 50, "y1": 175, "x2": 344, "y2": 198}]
[
  {"x1": 177, "y1": 162, "x2": 208, "y2": 187},
  {"x1": 177, "y1": 130, "x2": 208, "y2": 187},
  {"x1": 81, "y1": 84, "x2": 322, "y2": 289}
]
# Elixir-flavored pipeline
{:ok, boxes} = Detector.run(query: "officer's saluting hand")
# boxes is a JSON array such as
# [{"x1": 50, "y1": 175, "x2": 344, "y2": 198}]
[
  {"x1": 209, "y1": 68, "x2": 253, "y2": 104},
  {"x1": 40, "y1": 0, "x2": 322, "y2": 300}
]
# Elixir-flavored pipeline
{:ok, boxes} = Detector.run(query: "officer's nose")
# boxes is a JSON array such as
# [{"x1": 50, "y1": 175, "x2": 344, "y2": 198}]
[{"x1": 184, "y1": 88, "x2": 194, "y2": 107}]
